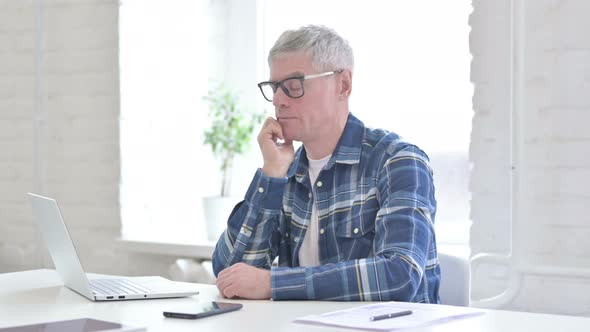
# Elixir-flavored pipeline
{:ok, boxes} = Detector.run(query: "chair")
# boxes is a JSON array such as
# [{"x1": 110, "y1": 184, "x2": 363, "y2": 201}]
[{"x1": 438, "y1": 251, "x2": 471, "y2": 306}]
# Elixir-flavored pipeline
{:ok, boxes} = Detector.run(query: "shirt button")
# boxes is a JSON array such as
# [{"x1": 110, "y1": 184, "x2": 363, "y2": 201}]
[
  {"x1": 286, "y1": 233, "x2": 289, "y2": 238},
  {"x1": 308, "y1": 192, "x2": 312, "y2": 199},
  {"x1": 258, "y1": 187, "x2": 264, "y2": 193},
  {"x1": 320, "y1": 228, "x2": 325, "y2": 235},
  {"x1": 353, "y1": 227, "x2": 359, "y2": 234},
  {"x1": 317, "y1": 181, "x2": 323, "y2": 188},
  {"x1": 294, "y1": 237, "x2": 299, "y2": 243}
]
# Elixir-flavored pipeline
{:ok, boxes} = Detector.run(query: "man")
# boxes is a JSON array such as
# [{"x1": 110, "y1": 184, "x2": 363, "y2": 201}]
[{"x1": 212, "y1": 25, "x2": 440, "y2": 302}]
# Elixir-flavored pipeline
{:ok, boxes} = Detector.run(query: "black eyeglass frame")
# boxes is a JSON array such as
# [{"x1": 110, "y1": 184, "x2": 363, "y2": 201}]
[{"x1": 257, "y1": 69, "x2": 344, "y2": 102}]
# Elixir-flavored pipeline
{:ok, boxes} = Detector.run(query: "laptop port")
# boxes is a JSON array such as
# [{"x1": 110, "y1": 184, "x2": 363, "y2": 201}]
[
  {"x1": 118, "y1": 296, "x2": 125, "y2": 299},
  {"x1": 106, "y1": 296, "x2": 114, "y2": 299}
]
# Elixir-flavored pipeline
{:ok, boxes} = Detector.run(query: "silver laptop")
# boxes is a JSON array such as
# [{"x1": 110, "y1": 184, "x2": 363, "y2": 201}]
[{"x1": 28, "y1": 193, "x2": 199, "y2": 301}]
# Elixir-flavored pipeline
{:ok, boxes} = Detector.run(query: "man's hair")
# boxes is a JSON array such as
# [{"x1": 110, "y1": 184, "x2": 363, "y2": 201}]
[{"x1": 268, "y1": 25, "x2": 354, "y2": 72}]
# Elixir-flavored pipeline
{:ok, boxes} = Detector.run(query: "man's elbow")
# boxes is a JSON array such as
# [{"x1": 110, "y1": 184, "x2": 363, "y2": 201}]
[
  {"x1": 211, "y1": 248, "x2": 229, "y2": 277},
  {"x1": 212, "y1": 260, "x2": 222, "y2": 277},
  {"x1": 380, "y1": 256, "x2": 423, "y2": 302}
]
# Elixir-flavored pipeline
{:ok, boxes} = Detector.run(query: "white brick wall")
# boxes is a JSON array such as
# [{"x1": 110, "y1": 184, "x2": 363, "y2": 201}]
[
  {"x1": 39, "y1": 0, "x2": 123, "y2": 274},
  {"x1": 469, "y1": 0, "x2": 513, "y2": 267},
  {"x1": 471, "y1": 0, "x2": 590, "y2": 315},
  {"x1": 1, "y1": 0, "x2": 39, "y2": 273},
  {"x1": 0, "y1": 0, "x2": 163, "y2": 276}
]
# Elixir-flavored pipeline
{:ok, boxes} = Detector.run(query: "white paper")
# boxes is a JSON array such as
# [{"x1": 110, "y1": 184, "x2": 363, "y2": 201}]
[{"x1": 294, "y1": 302, "x2": 485, "y2": 331}]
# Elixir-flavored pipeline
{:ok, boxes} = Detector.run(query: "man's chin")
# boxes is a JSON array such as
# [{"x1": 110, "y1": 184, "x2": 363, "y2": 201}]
[{"x1": 282, "y1": 132, "x2": 300, "y2": 143}]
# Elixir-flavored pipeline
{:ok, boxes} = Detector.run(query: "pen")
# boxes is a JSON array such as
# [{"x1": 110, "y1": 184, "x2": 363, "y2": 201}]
[{"x1": 369, "y1": 309, "x2": 413, "y2": 321}]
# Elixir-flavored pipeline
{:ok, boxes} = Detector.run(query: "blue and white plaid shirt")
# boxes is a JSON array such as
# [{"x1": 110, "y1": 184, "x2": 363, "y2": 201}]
[{"x1": 212, "y1": 113, "x2": 440, "y2": 303}]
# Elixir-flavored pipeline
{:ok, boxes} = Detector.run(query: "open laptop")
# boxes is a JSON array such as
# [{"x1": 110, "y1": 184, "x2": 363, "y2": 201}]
[{"x1": 28, "y1": 193, "x2": 199, "y2": 301}]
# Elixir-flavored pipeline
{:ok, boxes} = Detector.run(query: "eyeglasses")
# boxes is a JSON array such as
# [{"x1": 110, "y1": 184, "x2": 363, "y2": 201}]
[{"x1": 257, "y1": 69, "x2": 343, "y2": 102}]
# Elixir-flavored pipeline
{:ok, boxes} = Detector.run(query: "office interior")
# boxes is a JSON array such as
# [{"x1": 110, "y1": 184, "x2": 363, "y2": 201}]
[{"x1": 1, "y1": 0, "x2": 589, "y2": 318}]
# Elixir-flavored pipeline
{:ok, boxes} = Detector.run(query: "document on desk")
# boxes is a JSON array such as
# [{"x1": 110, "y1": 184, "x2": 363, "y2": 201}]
[{"x1": 294, "y1": 302, "x2": 485, "y2": 331}]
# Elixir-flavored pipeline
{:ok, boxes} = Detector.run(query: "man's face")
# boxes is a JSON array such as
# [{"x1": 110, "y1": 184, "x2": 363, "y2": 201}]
[{"x1": 269, "y1": 52, "x2": 340, "y2": 144}]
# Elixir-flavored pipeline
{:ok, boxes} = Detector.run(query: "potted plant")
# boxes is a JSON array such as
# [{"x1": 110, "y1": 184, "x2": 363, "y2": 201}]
[{"x1": 202, "y1": 83, "x2": 264, "y2": 241}]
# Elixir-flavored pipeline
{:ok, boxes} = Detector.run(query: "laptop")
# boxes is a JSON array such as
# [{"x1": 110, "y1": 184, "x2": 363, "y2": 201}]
[{"x1": 28, "y1": 193, "x2": 199, "y2": 301}]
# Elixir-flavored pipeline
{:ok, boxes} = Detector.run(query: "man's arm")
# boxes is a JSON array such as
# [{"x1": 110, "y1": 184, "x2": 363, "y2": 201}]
[
  {"x1": 271, "y1": 145, "x2": 437, "y2": 301},
  {"x1": 211, "y1": 168, "x2": 287, "y2": 276},
  {"x1": 213, "y1": 117, "x2": 296, "y2": 299}
]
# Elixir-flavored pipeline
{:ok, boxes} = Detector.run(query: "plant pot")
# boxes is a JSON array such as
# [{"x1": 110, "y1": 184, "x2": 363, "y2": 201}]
[{"x1": 202, "y1": 196, "x2": 239, "y2": 242}]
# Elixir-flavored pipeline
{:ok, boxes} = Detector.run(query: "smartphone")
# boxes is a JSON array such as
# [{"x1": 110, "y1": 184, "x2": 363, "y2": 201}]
[{"x1": 163, "y1": 301, "x2": 243, "y2": 319}]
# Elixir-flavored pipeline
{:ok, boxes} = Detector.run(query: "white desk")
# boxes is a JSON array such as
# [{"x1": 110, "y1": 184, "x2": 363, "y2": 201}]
[{"x1": 1, "y1": 269, "x2": 588, "y2": 332}]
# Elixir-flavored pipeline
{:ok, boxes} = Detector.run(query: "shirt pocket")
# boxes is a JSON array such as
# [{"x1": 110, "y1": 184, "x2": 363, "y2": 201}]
[{"x1": 334, "y1": 214, "x2": 376, "y2": 260}]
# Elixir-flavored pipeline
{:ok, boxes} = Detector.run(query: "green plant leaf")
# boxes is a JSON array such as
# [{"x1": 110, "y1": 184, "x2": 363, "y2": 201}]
[{"x1": 203, "y1": 82, "x2": 265, "y2": 196}]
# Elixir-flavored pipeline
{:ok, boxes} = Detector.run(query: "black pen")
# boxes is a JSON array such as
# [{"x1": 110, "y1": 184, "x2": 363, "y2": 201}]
[{"x1": 369, "y1": 309, "x2": 413, "y2": 321}]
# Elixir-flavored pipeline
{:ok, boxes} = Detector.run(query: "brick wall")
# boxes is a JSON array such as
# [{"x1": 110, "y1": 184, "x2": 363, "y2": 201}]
[
  {"x1": 470, "y1": 0, "x2": 590, "y2": 315},
  {"x1": 0, "y1": 0, "x2": 175, "y2": 276}
]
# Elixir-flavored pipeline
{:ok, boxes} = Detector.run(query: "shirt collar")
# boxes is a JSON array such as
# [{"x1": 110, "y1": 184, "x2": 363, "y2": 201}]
[{"x1": 288, "y1": 113, "x2": 365, "y2": 183}]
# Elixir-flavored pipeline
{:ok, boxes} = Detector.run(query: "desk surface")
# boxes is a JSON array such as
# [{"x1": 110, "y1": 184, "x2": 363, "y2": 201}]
[{"x1": 1, "y1": 269, "x2": 589, "y2": 332}]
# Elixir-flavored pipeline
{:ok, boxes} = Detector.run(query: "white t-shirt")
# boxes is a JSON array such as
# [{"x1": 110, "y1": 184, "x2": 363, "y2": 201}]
[{"x1": 298, "y1": 153, "x2": 332, "y2": 267}]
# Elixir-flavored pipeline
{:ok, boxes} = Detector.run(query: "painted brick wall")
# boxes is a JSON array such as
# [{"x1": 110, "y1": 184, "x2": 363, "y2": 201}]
[
  {"x1": 469, "y1": 0, "x2": 514, "y2": 302},
  {"x1": 470, "y1": 0, "x2": 590, "y2": 315},
  {"x1": 0, "y1": 0, "x2": 175, "y2": 276},
  {"x1": 1, "y1": 0, "x2": 38, "y2": 272}
]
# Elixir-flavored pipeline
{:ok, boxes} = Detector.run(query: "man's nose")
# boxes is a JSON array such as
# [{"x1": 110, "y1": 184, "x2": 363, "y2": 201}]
[{"x1": 272, "y1": 86, "x2": 289, "y2": 108}]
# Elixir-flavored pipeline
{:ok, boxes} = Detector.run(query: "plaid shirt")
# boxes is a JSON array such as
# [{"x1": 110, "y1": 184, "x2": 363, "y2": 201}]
[{"x1": 212, "y1": 113, "x2": 440, "y2": 303}]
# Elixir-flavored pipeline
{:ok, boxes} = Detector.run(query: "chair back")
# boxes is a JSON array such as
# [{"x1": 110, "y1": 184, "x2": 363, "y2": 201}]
[{"x1": 438, "y1": 252, "x2": 471, "y2": 306}]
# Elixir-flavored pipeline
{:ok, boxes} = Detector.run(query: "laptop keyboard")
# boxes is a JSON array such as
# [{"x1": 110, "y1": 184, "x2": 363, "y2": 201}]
[{"x1": 90, "y1": 278, "x2": 153, "y2": 296}]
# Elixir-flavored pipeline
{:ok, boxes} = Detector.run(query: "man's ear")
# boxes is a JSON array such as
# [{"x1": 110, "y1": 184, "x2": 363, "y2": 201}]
[{"x1": 338, "y1": 69, "x2": 352, "y2": 100}]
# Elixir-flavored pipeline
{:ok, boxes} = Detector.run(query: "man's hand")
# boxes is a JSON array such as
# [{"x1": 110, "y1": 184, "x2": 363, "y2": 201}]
[
  {"x1": 216, "y1": 262, "x2": 272, "y2": 300},
  {"x1": 258, "y1": 117, "x2": 294, "y2": 178}
]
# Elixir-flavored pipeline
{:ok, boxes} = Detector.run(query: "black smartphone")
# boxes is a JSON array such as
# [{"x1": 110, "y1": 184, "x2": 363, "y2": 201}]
[{"x1": 163, "y1": 301, "x2": 243, "y2": 319}]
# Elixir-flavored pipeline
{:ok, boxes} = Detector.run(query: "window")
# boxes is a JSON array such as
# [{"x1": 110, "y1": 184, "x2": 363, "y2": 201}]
[
  {"x1": 120, "y1": 0, "x2": 473, "y2": 246},
  {"x1": 262, "y1": 0, "x2": 473, "y2": 245},
  {"x1": 119, "y1": 0, "x2": 215, "y2": 243}
]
